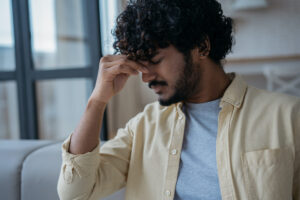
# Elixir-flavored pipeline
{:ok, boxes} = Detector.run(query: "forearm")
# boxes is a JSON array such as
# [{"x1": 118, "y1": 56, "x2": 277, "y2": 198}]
[{"x1": 69, "y1": 95, "x2": 107, "y2": 155}]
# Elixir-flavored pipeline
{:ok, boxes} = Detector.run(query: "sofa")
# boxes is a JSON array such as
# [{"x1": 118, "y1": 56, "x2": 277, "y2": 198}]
[{"x1": 0, "y1": 139, "x2": 125, "y2": 200}]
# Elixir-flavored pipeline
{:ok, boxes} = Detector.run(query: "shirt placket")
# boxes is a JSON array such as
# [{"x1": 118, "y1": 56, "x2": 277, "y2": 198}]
[
  {"x1": 163, "y1": 105, "x2": 186, "y2": 200},
  {"x1": 216, "y1": 102, "x2": 236, "y2": 200}
]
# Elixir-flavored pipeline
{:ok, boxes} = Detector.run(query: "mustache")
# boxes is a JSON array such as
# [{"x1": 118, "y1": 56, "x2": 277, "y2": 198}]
[{"x1": 148, "y1": 80, "x2": 168, "y2": 89}]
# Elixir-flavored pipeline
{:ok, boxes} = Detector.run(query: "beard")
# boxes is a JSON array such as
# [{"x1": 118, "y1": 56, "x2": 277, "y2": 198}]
[{"x1": 157, "y1": 53, "x2": 202, "y2": 106}]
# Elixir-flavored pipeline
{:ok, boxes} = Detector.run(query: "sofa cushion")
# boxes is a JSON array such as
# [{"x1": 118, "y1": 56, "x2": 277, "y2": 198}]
[
  {"x1": 22, "y1": 142, "x2": 125, "y2": 200},
  {"x1": 21, "y1": 142, "x2": 61, "y2": 200},
  {"x1": 0, "y1": 140, "x2": 54, "y2": 200}
]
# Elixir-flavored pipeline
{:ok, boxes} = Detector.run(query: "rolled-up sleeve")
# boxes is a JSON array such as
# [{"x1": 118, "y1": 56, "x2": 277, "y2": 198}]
[{"x1": 57, "y1": 121, "x2": 134, "y2": 200}]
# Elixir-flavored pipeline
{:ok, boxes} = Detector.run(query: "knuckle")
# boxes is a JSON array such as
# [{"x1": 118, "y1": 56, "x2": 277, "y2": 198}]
[
  {"x1": 99, "y1": 62, "x2": 107, "y2": 69},
  {"x1": 117, "y1": 64, "x2": 124, "y2": 70},
  {"x1": 119, "y1": 59, "x2": 126, "y2": 65},
  {"x1": 100, "y1": 56, "x2": 108, "y2": 63}
]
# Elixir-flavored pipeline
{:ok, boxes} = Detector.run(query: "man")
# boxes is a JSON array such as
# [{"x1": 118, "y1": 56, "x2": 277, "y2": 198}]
[{"x1": 57, "y1": 0, "x2": 300, "y2": 199}]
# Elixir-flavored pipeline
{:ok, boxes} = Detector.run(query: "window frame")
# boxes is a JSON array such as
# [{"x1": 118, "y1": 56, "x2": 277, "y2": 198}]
[{"x1": 0, "y1": 0, "x2": 108, "y2": 140}]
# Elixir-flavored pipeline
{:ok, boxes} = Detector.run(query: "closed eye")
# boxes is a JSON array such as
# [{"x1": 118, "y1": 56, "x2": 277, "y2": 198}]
[{"x1": 150, "y1": 57, "x2": 163, "y2": 65}]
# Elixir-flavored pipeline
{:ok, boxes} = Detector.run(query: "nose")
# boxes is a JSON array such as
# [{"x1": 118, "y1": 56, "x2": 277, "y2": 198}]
[
  {"x1": 139, "y1": 61, "x2": 156, "y2": 83},
  {"x1": 142, "y1": 70, "x2": 156, "y2": 83}
]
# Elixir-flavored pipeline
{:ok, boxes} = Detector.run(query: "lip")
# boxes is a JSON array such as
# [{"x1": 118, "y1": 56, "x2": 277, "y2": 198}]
[{"x1": 151, "y1": 85, "x2": 164, "y2": 93}]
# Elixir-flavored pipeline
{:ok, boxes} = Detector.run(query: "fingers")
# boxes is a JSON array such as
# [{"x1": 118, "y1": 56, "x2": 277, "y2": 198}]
[
  {"x1": 101, "y1": 55, "x2": 149, "y2": 74},
  {"x1": 106, "y1": 64, "x2": 140, "y2": 76},
  {"x1": 101, "y1": 54, "x2": 126, "y2": 61}
]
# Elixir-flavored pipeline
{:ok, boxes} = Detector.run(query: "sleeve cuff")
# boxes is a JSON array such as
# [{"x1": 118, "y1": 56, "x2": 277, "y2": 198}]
[{"x1": 61, "y1": 133, "x2": 101, "y2": 184}]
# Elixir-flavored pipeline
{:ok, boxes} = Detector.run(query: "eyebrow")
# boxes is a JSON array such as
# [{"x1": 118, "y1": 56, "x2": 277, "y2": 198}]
[
  {"x1": 152, "y1": 51, "x2": 163, "y2": 59},
  {"x1": 149, "y1": 56, "x2": 164, "y2": 65}
]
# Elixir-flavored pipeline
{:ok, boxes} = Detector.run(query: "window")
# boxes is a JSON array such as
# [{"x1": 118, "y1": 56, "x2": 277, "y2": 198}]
[{"x1": 0, "y1": 0, "x2": 107, "y2": 140}]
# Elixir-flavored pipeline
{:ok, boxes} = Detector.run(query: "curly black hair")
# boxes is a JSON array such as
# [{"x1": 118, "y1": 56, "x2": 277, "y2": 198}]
[{"x1": 113, "y1": 0, "x2": 234, "y2": 65}]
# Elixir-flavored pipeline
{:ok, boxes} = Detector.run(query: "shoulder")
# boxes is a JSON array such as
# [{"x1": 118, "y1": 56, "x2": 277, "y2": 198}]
[{"x1": 245, "y1": 86, "x2": 300, "y2": 114}]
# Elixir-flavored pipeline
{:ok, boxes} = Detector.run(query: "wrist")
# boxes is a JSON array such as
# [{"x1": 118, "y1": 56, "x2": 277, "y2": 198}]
[
  {"x1": 87, "y1": 95, "x2": 108, "y2": 111},
  {"x1": 90, "y1": 89, "x2": 110, "y2": 104}
]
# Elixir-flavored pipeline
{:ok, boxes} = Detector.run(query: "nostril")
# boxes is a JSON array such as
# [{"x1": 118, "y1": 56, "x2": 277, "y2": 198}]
[{"x1": 142, "y1": 72, "x2": 155, "y2": 83}]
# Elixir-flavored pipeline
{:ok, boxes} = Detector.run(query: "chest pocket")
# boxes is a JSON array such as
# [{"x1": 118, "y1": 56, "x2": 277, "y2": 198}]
[{"x1": 242, "y1": 147, "x2": 294, "y2": 200}]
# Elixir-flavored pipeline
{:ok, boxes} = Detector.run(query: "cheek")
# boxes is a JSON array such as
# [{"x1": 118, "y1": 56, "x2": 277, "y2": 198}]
[{"x1": 159, "y1": 62, "x2": 184, "y2": 85}]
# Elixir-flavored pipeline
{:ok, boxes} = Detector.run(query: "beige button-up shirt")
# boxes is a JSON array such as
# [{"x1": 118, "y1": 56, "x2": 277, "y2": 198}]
[{"x1": 57, "y1": 74, "x2": 300, "y2": 200}]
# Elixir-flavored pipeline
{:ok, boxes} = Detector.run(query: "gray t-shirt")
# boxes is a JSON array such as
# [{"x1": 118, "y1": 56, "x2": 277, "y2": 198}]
[{"x1": 174, "y1": 99, "x2": 222, "y2": 200}]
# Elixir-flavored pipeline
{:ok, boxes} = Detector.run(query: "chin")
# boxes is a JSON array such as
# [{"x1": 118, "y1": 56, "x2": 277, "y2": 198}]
[
  {"x1": 158, "y1": 93, "x2": 182, "y2": 106},
  {"x1": 158, "y1": 99, "x2": 173, "y2": 106}
]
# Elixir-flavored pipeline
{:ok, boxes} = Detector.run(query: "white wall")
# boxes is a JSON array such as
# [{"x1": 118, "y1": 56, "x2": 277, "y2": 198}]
[
  {"x1": 222, "y1": 0, "x2": 300, "y2": 94},
  {"x1": 223, "y1": 0, "x2": 300, "y2": 59}
]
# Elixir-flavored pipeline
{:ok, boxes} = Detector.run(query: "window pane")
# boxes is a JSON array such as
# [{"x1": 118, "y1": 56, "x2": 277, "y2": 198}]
[
  {"x1": 36, "y1": 78, "x2": 92, "y2": 140},
  {"x1": 100, "y1": 0, "x2": 120, "y2": 55},
  {"x1": 0, "y1": 81, "x2": 20, "y2": 139},
  {"x1": 29, "y1": 0, "x2": 90, "y2": 70},
  {"x1": 0, "y1": 0, "x2": 15, "y2": 71}
]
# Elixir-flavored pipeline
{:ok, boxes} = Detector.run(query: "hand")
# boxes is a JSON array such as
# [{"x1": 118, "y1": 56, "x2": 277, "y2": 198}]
[{"x1": 90, "y1": 55, "x2": 149, "y2": 104}]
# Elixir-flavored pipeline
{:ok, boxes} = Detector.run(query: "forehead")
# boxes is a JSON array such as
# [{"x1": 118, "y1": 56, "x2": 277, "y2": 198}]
[
  {"x1": 136, "y1": 45, "x2": 182, "y2": 63},
  {"x1": 153, "y1": 45, "x2": 180, "y2": 57}
]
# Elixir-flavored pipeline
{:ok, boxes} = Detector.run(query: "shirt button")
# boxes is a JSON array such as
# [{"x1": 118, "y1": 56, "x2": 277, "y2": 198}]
[
  {"x1": 171, "y1": 149, "x2": 177, "y2": 155},
  {"x1": 178, "y1": 115, "x2": 183, "y2": 119},
  {"x1": 165, "y1": 190, "x2": 171, "y2": 196}
]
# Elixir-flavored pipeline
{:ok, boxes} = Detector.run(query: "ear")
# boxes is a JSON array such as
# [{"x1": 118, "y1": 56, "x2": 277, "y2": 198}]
[{"x1": 198, "y1": 36, "x2": 211, "y2": 59}]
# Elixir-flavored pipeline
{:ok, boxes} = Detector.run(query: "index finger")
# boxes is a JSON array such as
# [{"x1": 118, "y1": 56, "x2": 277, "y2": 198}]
[
  {"x1": 124, "y1": 59, "x2": 149, "y2": 73},
  {"x1": 104, "y1": 55, "x2": 149, "y2": 73},
  {"x1": 102, "y1": 54, "x2": 127, "y2": 62}
]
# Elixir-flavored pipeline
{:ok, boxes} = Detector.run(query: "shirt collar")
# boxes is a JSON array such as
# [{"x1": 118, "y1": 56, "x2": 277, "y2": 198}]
[
  {"x1": 220, "y1": 72, "x2": 247, "y2": 108},
  {"x1": 175, "y1": 72, "x2": 248, "y2": 110}
]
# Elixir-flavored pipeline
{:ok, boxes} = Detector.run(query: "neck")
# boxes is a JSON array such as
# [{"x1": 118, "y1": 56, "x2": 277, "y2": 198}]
[{"x1": 185, "y1": 60, "x2": 231, "y2": 103}]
